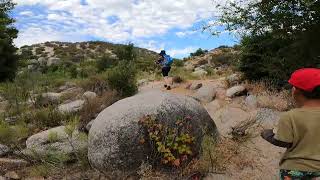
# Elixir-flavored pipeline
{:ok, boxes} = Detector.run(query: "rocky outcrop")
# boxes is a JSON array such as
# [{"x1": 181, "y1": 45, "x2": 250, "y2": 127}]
[
  {"x1": 190, "y1": 83, "x2": 203, "y2": 90},
  {"x1": 193, "y1": 86, "x2": 217, "y2": 103},
  {"x1": 226, "y1": 86, "x2": 246, "y2": 98},
  {"x1": 192, "y1": 69, "x2": 208, "y2": 77},
  {"x1": 0, "y1": 144, "x2": 10, "y2": 157},
  {"x1": 47, "y1": 57, "x2": 61, "y2": 66},
  {"x1": 39, "y1": 92, "x2": 62, "y2": 105},
  {"x1": 88, "y1": 90, "x2": 218, "y2": 172},
  {"x1": 82, "y1": 91, "x2": 97, "y2": 101},
  {"x1": 58, "y1": 100, "x2": 85, "y2": 113},
  {"x1": 226, "y1": 73, "x2": 243, "y2": 86}
]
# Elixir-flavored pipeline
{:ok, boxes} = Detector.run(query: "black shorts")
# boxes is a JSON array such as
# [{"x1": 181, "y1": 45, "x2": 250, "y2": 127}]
[{"x1": 162, "y1": 67, "x2": 171, "y2": 77}]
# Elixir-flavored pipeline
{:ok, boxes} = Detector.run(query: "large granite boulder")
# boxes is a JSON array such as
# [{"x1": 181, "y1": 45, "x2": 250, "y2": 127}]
[{"x1": 88, "y1": 90, "x2": 218, "y2": 172}]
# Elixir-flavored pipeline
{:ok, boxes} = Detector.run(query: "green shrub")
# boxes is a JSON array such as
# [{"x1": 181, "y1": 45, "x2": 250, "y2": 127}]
[
  {"x1": 21, "y1": 107, "x2": 74, "y2": 129},
  {"x1": 114, "y1": 43, "x2": 136, "y2": 62},
  {"x1": 138, "y1": 115, "x2": 196, "y2": 168},
  {"x1": 190, "y1": 48, "x2": 208, "y2": 57},
  {"x1": 78, "y1": 74, "x2": 108, "y2": 94},
  {"x1": 0, "y1": 120, "x2": 29, "y2": 147},
  {"x1": 107, "y1": 61, "x2": 137, "y2": 97},
  {"x1": 239, "y1": 30, "x2": 320, "y2": 86},
  {"x1": 172, "y1": 59, "x2": 184, "y2": 67},
  {"x1": 96, "y1": 55, "x2": 117, "y2": 72}
]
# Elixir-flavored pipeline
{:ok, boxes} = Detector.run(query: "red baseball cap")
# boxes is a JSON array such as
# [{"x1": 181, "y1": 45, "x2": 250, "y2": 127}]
[{"x1": 288, "y1": 68, "x2": 320, "y2": 92}]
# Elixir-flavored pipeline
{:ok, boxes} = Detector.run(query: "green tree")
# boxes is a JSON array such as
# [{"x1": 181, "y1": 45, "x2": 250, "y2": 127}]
[
  {"x1": 115, "y1": 43, "x2": 136, "y2": 62},
  {"x1": 0, "y1": 0, "x2": 18, "y2": 81},
  {"x1": 96, "y1": 55, "x2": 117, "y2": 72},
  {"x1": 211, "y1": 0, "x2": 320, "y2": 85},
  {"x1": 190, "y1": 48, "x2": 208, "y2": 57}
]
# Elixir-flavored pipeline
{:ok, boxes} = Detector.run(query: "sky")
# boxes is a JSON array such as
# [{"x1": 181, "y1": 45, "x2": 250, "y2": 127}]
[{"x1": 11, "y1": 0, "x2": 240, "y2": 58}]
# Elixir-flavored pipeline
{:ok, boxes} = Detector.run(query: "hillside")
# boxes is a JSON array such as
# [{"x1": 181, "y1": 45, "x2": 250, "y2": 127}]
[{"x1": 17, "y1": 41, "x2": 158, "y2": 73}]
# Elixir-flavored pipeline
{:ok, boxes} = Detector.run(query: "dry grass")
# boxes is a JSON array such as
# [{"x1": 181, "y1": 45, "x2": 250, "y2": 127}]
[
  {"x1": 244, "y1": 81, "x2": 294, "y2": 111},
  {"x1": 193, "y1": 136, "x2": 254, "y2": 176},
  {"x1": 78, "y1": 90, "x2": 120, "y2": 131}
]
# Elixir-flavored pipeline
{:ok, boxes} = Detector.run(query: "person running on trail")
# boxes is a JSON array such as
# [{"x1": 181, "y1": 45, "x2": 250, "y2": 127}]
[
  {"x1": 156, "y1": 50, "x2": 173, "y2": 90},
  {"x1": 261, "y1": 68, "x2": 320, "y2": 180}
]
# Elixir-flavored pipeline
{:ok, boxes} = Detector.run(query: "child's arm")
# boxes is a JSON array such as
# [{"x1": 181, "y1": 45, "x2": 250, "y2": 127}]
[
  {"x1": 261, "y1": 112, "x2": 293, "y2": 148},
  {"x1": 261, "y1": 129, "x2": 293, "y2": 148}
]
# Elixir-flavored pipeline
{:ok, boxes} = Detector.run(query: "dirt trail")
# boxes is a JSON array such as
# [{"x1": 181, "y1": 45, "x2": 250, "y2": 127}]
[{"x1": 140, "y1": 79, "x2": 285, "y2": 180}]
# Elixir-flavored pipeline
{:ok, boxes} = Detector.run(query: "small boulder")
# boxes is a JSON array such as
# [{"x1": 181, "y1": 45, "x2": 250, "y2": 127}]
[
  {"x1": 184, "y1": 63, "x2": 195, "y2": 71},
  {"x1": 192, "y1": 69, "x2": 208, "y2": 77},
  {"x1": 190, "y1": 83, "x2": 203, "y2": 90},
  {"x1": 58, "y1": 100, "x2": 85, "y2": 113},
  {"x1": 0, "y1": 158, "x2": 28, "y2": 169},
  {"x1": 0, "y1": 144, "x2": 10, "y2": 157},
  {"x1": 47, "y1": 57, "x2": 61, "y2": 66},
  {"x1": 194, "y1": 67, "x2": 204, "y2": 72},
  {"x1": 227, "y1": 73, "x2": 243, "y2": 86},
  {"x1": 25, "y1": 126, "x2": 87, "y2": 156},
  {"x1": 58, "y1": 82, "x2": 77, "y2": 92},
  {"x1": 38, "y1": 57, "x2": 47, "y2": 66},
  {"x1": 226, "y1": 86, "x2": 246, "y2": 98},
  {"x1": 40, "y1": 92, "x2": 62, "y2": 105},
  {"x1": 245, "y1": 95, "x2": 258, "y2": 109},
  {"x1": 193, "y1": 86, "x2": 216, "y2": 103},
  {"x1": 5, "y1": 171, "x2": 20, "y2": 180},
  {"x1": 82, "y1": 91, "x2": 97, "y2": 101},
  {"x1": 27, "y1": 65, "x2": 37, "y2": 71},
  {"x1": 137, "y1": 79, "x2": 149, "y2": 86},
  {"x1": 60, "y1": 87, "x2": 83, "y2": 97},
  {"x1": 0, "y1": 100, "x2": 8, "y2": 113}
]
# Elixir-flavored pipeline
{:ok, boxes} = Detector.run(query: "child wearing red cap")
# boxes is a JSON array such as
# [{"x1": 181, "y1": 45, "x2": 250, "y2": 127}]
[{"x1": 261, "y1": 68, "x2": 320, "y2": 179}]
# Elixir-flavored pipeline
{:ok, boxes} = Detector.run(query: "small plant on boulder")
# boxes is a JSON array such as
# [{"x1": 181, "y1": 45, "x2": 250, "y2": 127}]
[{"x1": 138, "y1": 115, "x2": 197, "y2": 168}]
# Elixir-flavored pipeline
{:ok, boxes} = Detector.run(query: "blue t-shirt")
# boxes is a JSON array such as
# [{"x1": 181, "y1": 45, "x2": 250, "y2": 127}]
[{"x1": 161, "y1": 55, "x2": 173, "y2": 67}]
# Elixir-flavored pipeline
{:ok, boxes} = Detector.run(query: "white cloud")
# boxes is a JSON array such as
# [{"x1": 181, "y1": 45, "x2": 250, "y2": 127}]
[
  {"x1": 176, "y1": 30, "x2": 197, "y2": 38},
  {"x1": 19, "y1": 11, "x2": 34, "y2": 16},
  {"x1": 13, "y1": 0, "x2": 234, "y2": 47},
  {"x1": 167, "y1": 46, "x2": 198, "y2": 57}
]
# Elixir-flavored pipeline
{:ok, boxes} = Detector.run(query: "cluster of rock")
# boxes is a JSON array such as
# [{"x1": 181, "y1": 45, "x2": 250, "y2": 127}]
[
  {"x1": 183, "y1": 47, "x2": 238, "y2": 77},
  {"x1": 27, "y1": 57, "x2": 61, "y2": 71}
]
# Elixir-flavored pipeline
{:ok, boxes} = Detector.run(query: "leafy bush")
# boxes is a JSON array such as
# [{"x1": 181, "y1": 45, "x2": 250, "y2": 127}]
[
  {"x1": 79, "y1": 90, "x2": 119, "y2": 131},
  {"x1": 172, "y1": 59, "x2": 184, "y2": 67},
  {"x1": 78, "y1": 74, "x2": 108, "y2": 94},
  {"x1": 21, "y1": 107, "x2": 74, "y2": 129},
  {"x1": 190, "y1": 48, "x2": 208, "y2": 57},
  {"x1": 0, "y1": 0, "x2": 19, "y2": 82},
  {"x1": 0, "y1": 120, "x2": 29, "y2": 147},
  {"x1": 96, "y1": 55, "x2": 117, "y2": 72},
  {"x1": 106, "y1": 61, "x2": 137, "y2": 97},
  {"x1": 138, "y1": 115, "x2": 196, "y2": 168},
  {"x1": 114, "y1": 43, "x2": 136, "y2": 62},
  {"x1": 215, "y1": 0, "x2": 320, "y2": 86}
]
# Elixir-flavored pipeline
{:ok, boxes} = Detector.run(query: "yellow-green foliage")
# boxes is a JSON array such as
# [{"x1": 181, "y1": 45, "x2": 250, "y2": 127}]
[
  {"x1": 138, "y1": 115, "x2": 196, "y2": 168},
  {"x1": 0, "y1": 121, "x2": 29, "y2": 146},
  {"x1": 48, "y1": 131, "x2": 59, "y2": 143}
]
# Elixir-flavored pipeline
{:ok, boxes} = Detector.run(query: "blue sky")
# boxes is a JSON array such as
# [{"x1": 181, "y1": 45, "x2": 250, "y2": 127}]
[{"x1": 12, "y1": 0, "x2": 239, "y2": 58}]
